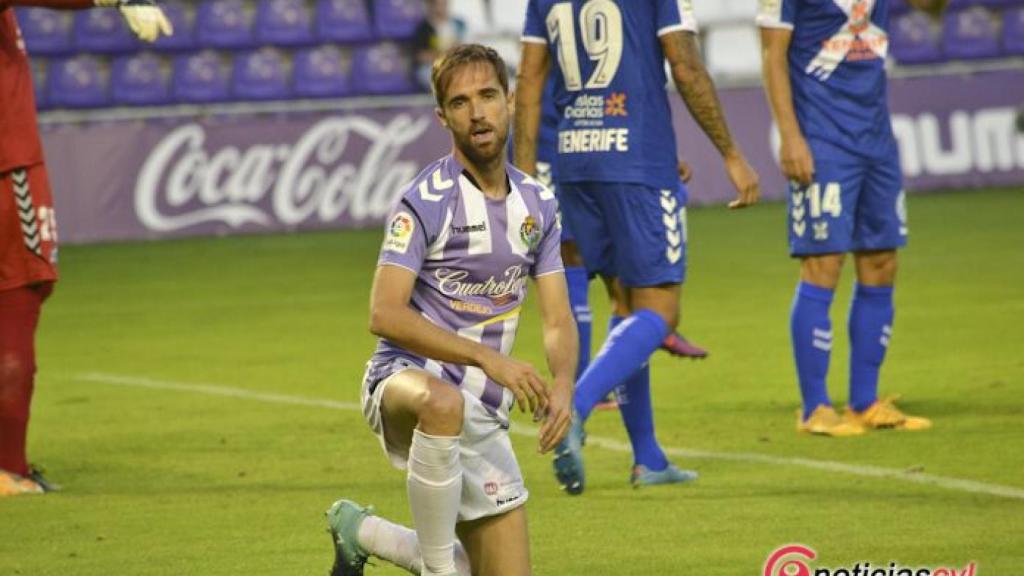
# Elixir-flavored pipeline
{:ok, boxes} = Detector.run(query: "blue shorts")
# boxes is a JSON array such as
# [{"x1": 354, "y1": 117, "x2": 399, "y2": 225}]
[
  {"x1": 788, "y1": 142, "x2": 908, "y2": 256},
  {"x1": 558, "y1": 181, "x2": 687, "y2": 287}
]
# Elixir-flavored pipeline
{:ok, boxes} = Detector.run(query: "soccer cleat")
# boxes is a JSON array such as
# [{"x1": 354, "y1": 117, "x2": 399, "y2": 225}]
[
  {"x1": 28, "y1": 466, "x2": 60, "y2": 492},
  {"x1": 0, "y1": 471, "x2": 45, "y2": 497},
  {"x1": 552, "y1": 410, "x2": 586, "y2": 495},
  {"x1": 660, "y1": 332, "x2": 708, "y2": 359},
  {"x1": 797, "y1": 405, "x2": 865, "y2": 437},
  {"x1": 630, "y1": 463, "x2": 698, "y2": 488},
  {"x1": 325, "y1": 499, "x2": 372, "y2": 576},
  {"x1": 845, "y1": 396, "x2": 932, "y2": 431}
]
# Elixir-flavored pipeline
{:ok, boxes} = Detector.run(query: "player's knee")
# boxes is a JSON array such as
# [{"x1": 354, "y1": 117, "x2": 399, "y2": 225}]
[
  {"x1": 417, "y1": 381, "x2": 464, "y2": 435},
  {"x1": 856, "y1": 251, "x2": 898, "y2": 285},
  {"x1": 800, "y1": 254, "x2": 844, "y2": 289}
]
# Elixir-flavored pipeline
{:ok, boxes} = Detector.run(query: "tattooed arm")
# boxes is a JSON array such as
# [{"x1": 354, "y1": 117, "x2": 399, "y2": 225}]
[{"x1": 660, "y1": 30, "x2": 760, "y2": 208}]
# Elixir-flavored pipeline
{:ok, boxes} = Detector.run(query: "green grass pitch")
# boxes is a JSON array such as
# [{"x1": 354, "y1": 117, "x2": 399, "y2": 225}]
[{"x1": 2, "y1": 189, "x2": 1022, "y2": 575}]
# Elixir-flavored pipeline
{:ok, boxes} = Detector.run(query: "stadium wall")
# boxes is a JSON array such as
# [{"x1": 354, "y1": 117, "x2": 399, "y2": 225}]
[{"x1": 41, "y1": 69, "x2": 1024, "y2": 244}]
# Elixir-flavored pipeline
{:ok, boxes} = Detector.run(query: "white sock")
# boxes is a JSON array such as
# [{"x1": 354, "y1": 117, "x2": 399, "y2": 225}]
[
  {"x1": 357, "y1": 516, "x2": 471, "y2": 576},
  {"x1": 406, "y1": 429, "x2": 462, "y2": 576}
]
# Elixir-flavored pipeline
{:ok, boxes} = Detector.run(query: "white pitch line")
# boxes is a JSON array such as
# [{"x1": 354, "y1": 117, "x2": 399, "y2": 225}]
[{"x1": 74, "y1": 372, "x2": 1024, "y2": 501}]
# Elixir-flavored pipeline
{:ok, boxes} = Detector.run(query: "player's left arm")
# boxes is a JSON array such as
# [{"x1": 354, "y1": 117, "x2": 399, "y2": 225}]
[
  {"x1": 661, "y1": 30, "x2": 760, "y2": 209},
  {"x1": 532, "y1": 270, "x2": 577, "y2": 454},
  {"x1": 513, "y1": 41, "x2": 551, "y2": 177}
]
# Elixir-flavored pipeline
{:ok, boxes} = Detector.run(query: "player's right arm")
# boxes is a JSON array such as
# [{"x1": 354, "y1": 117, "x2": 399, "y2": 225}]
[
  {"x1": 512, "y1": 11, "x2": 552, "y2": 177},
  {"x1": 369, "y1": 265, "x2": 549, "y2": 414},
  {"x1": 760, "y1": 27, "x2": 814, "y2": 186},
  {"x1": 660, "y1": 30, "x2": 760, "y2": 209}
]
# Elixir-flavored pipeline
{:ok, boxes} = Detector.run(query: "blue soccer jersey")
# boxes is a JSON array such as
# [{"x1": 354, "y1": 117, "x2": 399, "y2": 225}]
[
  {"x1": 756, "y1": 0, "x2": 896, "y2": 159},
  {"x1": 522, "y1": 0, "x2": 698, "y2": 191}
]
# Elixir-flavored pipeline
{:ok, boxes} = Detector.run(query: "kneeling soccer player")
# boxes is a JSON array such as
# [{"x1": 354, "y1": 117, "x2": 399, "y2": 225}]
[{"x1": 326, "y1": 44, "x2": 576, "y2": 576}]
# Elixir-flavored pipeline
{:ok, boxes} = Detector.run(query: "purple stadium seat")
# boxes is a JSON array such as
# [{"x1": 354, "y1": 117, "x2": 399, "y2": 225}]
[
  {"x1": 254, "y1": 0, "x2": 314, "y2": 46},
  {"x1": 293, "y1": 44, "x2": 353, "y2": 98},
  {"x1": 46, "y1": 55, "x2": 110, "y2": 109},
  {"x1": 316, "y1": 0, "x2": 374, "y2": 42},
  {"x1": 73, "y1": 7, "x2": 140, "y2": 53},
  {"x1": 1004, "y1": 6, "x2": 1024, "y2": 55},
  {"x1": 111, "y1": 52, "x2": 171, "y2": 106},
  {"x1": 231, "y1": 47, "x2": 292, "y2": 101},
  {"x1": 31, "y1": 58, "x2": 48, "y2": 111},
  {"x1": 942, "y1": 7, "x2": 1001, "y2": 59},
  {"x1": 152, "y1": 1, "x2": 197, "y2": 52},
  {"x1": 172, "y1": 50, "x2": 231, "y2": 103},
  {"x1": 372, "y1": 0, "x2": 424, "y2": 39},
  {"x1": 16, "y1": 8, "x2": 74, "y2": 56},
  {"x1": 889, "y1": 0, "x2": 910, "y2": 15},
  {"x1": 196, "y1": 0, "x2": 255, "y2": 49},
  {"x1": 890, "y1": 11, "x2": 943, "y2": 63},
  {"x1": 352, "y1": 41, "x2": 412, "y2": 94}
]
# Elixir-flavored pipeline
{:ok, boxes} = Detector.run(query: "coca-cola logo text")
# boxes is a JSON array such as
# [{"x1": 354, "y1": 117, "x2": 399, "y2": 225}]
[{"x1": 134, "y1": 114, "x2": 432, "y2": 232}]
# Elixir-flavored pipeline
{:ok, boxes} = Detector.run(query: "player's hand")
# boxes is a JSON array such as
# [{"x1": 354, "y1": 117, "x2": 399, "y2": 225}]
[
  {"x1": 479, "y1": 350, "x2": 549, "y2": 415},
  {"x1": 677, "y1": 160, "x2": 693, "y2": 184},
  {"x1": 537, "y1": 378, "x2": 572, "y2": 454},
  {"x1": 780, "y1": 132, "x2": 815, "y2": 186},
  {"x1": 95, "y1": 0, "x2": 174, "y2": 43},
  {"x1": 724, "y1": 151, "x2": 760, "y2": 209}
]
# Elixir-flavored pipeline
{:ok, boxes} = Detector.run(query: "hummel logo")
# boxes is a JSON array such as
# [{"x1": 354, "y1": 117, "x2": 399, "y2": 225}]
[{"x1": 451, "y1": 222, "x2": 487, "y2": 234}]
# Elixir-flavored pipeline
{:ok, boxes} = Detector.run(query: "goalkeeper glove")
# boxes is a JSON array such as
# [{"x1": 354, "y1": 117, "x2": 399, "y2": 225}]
[{"x1": 94, "y1": 0, "x2": 174, "y2": 43}]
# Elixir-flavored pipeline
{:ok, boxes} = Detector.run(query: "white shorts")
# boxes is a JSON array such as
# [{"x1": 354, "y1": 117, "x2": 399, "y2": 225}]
[{"x1": 361, "y1": 363, "x2": 529, "y2": 523}]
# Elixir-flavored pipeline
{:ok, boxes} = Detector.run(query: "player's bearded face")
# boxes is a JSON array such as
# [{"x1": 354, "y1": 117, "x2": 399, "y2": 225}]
[{"x1": 439, "y1": 63, "x2": 511, "y2": 166}]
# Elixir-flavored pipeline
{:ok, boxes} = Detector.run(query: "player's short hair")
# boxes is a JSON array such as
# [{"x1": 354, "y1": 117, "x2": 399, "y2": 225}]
[{"x1": 431, "y1": 44, "x2": 509, "y2": 108}]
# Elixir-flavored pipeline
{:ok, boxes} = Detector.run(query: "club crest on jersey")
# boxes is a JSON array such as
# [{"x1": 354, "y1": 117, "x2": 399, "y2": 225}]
[
  {"x1": 519, "y1": 216, "x2": 541, "y2": 251},
  {"x1": 384, "y1": 211, "x2": 415, "y2": 254}
]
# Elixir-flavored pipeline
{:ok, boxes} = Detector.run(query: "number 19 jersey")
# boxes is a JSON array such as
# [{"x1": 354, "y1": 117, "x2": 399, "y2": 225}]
[{"x1": 522, "y1": 0, "x2": 698, "y2": 191}]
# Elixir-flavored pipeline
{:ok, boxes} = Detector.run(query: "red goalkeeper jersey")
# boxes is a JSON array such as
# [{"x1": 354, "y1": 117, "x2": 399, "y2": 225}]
[{"x1": 0, "y1": 8, "x2": 44, "y2": 172}]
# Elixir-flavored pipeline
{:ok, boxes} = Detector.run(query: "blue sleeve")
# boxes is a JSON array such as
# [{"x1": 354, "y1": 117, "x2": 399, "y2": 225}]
[
  {"x1": 757, "y1": 0, "x2": 796, "y2": 29},
  {"x1": 656, "y1": 0, "x2": 698, "y2": 36},
  {"x1": 522, "y1": 0, "x2": 547, "y2": 43}
]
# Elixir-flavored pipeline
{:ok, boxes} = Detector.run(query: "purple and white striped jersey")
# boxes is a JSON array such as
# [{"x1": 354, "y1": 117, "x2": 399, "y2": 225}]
[{"x1": 368, "y1": 154, "x2": 564, "y2": 424}]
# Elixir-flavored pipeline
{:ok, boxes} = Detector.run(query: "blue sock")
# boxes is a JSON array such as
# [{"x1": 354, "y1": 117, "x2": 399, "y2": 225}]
[
  {"x1": 848, "y1": 283, "x2": 894, "y2": 413},
  {"x1": 565, "y1": 266, "x2": 592, "y2": 381},
  {"x1": 609, "y1": 316, "x2": 670, "y2": 471},
  {"x1": 791, "y1": 282, "x2": 834, "y2": 420},
  {"x1": 574, "y1": 309, "x2": 669, "y2": 422}
]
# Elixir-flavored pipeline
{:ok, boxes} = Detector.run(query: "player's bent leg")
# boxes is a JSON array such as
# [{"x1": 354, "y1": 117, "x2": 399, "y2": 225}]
[
  {"x1": 456, "y1": 505, "x2": 531, "y2": 576},
  {"x1": 326, "y1": 499, "x2": 472, "y2": 576},
  {"x1": 377, "y1": 371, "x2": 465, "y2": 576},
  {"x1": 629, "y1": 284, "x2": 681, "y2": 332}
]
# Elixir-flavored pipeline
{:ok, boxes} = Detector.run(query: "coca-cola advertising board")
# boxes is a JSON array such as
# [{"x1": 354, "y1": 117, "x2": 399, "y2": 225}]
[{"x1": 40, "y1": 69, "x2": 1024, "y2": 244}]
